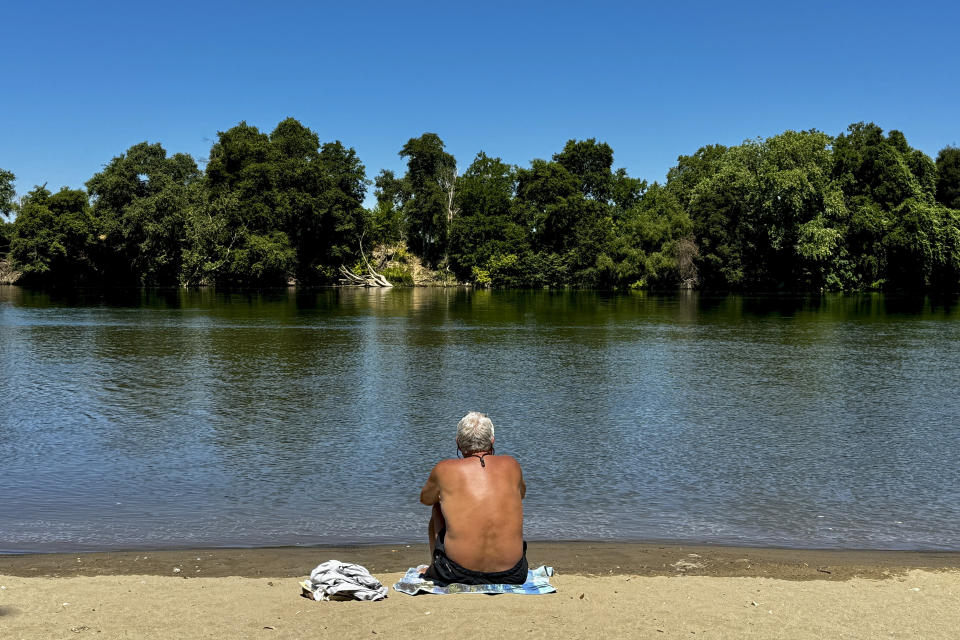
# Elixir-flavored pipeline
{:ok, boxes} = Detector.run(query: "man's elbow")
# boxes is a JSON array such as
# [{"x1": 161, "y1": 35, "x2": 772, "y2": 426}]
[{"x1": 419, "y1": 490, "x2": 437, "y2": 506}]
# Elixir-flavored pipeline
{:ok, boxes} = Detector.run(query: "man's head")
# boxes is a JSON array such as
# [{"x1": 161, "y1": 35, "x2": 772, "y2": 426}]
[{"x1": 456, "y1": 411, "x2": 495, "y2": 454}]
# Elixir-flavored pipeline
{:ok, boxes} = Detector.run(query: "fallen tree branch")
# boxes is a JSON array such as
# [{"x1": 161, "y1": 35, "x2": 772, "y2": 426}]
[
  {"x1": 339, "y1": 234, "x2": 393, "y2": 287},
  {"x1": 338, "y1": 264, "x2": 393, "y2": 287}
]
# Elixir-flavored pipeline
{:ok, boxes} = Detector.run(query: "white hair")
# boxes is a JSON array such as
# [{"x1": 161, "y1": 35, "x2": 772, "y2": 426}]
[{"x1": 456, "y1": 412, "x2": 495, "y2": 454}]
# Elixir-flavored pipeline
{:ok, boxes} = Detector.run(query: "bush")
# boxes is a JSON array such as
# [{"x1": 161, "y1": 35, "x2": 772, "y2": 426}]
[
  {"x1": 381, "y1": 265, "x2": 414, "y2": 286},
  {"x1": 471, "y1": 266, "x2": 491, "y2": 287}
]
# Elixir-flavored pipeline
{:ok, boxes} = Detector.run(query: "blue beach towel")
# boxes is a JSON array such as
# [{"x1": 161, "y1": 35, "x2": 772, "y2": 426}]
[{"x1": 393, "y1": 564, "x2": 556, "y2": 595}]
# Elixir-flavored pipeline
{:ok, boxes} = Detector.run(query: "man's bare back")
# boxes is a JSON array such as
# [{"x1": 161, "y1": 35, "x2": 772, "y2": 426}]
[{"x1": 420, "y1": 453, "x2": 526, "y2": 572}]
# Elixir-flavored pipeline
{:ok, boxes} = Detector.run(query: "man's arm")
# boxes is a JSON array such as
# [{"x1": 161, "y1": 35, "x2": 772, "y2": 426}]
[
  {"x1": 420, "y1": 464, "x2": 441, "y2": 505},
  {"x1": 519, "y1": 468, "x2": 526, "y2": 500}
]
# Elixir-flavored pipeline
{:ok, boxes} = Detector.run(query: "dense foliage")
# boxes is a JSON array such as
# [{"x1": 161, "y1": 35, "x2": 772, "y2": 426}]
[
  {"x1": 0, "y1": 169, "x2": 17, "y2": 257},
  {"x1": 3, "y1": 120, "x2": 959, "y2": 290}
]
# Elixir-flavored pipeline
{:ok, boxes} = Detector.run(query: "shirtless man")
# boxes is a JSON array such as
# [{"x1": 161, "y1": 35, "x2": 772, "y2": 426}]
[{"x1": 419, "y1": 412, "x2": 528, "y2": 585}]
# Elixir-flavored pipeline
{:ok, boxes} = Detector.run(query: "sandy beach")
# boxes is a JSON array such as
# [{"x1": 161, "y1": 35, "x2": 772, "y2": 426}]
[{"x1": 2, "y1": 542, "x2": 959, "y2": 639}]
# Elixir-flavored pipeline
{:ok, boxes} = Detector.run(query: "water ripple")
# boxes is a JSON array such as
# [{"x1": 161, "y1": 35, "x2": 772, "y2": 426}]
[{"x1": 1, "y1": 288, "x2": 959, "y2": 552}]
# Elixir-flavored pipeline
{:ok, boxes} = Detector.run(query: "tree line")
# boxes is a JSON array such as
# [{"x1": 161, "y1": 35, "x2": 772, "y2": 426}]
[{"x1": 2, "y1": 118, "x2": 959, "y2": 290}]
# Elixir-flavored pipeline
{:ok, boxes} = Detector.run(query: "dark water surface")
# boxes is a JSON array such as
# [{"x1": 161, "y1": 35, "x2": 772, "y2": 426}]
[{"x1": 2, "y1": 287, "x2": 959, "y2": 553}]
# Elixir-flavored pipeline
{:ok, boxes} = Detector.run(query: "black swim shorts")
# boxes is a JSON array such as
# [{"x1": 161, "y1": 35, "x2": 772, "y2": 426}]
[{"x1": 422, "y1": 528, "x2": 529, "y2": 586}]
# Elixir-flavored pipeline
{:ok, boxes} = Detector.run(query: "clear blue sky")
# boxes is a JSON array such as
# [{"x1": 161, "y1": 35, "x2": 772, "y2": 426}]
[{"x1": 2, "y1": 0, "x2": 958, "y2": 206}]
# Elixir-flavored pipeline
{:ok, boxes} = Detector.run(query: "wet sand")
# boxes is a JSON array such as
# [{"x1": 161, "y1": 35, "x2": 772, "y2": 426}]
[
  {"x1": 2, "y1": 542, "x2": 959, "y2": 639},
  {"x1": 2, "y1": 541, "x2": 959, "y2": 580}
]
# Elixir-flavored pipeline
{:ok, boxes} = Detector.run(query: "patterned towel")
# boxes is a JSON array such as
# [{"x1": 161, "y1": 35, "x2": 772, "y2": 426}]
[{"x1": 393, "y1": 564, "x2": 556, "y2": 595}]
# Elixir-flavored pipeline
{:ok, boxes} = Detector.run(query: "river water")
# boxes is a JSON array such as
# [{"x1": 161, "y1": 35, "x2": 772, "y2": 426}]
[{"x1": 1, "y1": 287, "x2": 959, "y2": 553}]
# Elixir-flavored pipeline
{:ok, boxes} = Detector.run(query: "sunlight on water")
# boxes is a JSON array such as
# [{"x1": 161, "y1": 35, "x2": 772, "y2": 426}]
[{"x1": 1, "y1": 287, "x2": 959, "y2": 552}]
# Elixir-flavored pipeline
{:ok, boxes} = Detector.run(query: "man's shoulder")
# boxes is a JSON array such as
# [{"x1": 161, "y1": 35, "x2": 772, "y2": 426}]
[
  {"x1": 483, "y1": 454, "x2": 524, "y2": 474},
  {"x1": 432, "y1": 458, "x2": 463, "y2": 473},
  {"x1": 435, "y1": 455, "x2": 522, "y2": 470},
  {"x1": 435, "y1": 455, "x2": 521, "y2": 468}
]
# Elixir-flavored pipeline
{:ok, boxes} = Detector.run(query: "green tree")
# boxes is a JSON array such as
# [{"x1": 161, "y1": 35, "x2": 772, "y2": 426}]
[
  {"x1": 369, "y1": 169, "x2": 408, "y2": 245},
  {"x1": 675, "y1": 130, "x2": 845, "y2": 289},
  {"x1": 831, "y1": 123, "x2": 944, "y2": 289},
  {"x1": 182, "y1": 189, "x2": 295, "y2": 286},
  {"x1": 666, "y1": 144, "x2": 728, "y2": 209},
  {"x1": 0, "y1": 169, "x2": 15, "y2": 219},
  {"x1": 514, "y1": 151, "x2": 615, "y2": 286},
  {"x1": 515, "y1": 159, "x2": 578, "y2": 247},
  {"x1": 553, "y1": 138, "x2": 649, "y2": 265},
  {"x1": 794, "y1": 202, "x2": 846, "y2": 289},
  {"x1": 87, "y1": 142, "x2": 200, "y2": 284},
  {"x1": 10, "y1": 186, "x2": 95, "y2": 282},
  {"x1": 933, "y1": 206, "x2": 960, "y2": 289},
  {"x1": 553, "y1": 138, "x2": 615, "y2": 202},
  {"x1": 883, "y1": 198, "x2": 940, "y2": 288},
  {"x1": 756, "y1": 129, "x2": 839, "y2": 288},
  {"x1": 603, "y1": 183, "x2": 693, "y2": 288},
  {"x1": 192, "y1": 118, "x2": 367, "y2": 285},
  {"x1": 398, "y1": 133, "x2": 456, "y2": 267},
  {"x1": 447, "y1": 152, "x2": 526, "y2": 280},
  {"x1": 936, "y1": 146, "x2": 960, "y2": 209},
  {"x1": 832, "y1": 123, "x2": 924, "y2": 210},
  {"x1": 0, "y1": 169, "x2": 16, "y2": 256},
  {"x1": 185, "y1": 122, "x2": 287, "y2": 285},
  {"x1": 682, "y1": 142, "x2": 759, "y2": 287},
  {"x1": 312, "y1": 139, "x2": 368, "y2": 273}
]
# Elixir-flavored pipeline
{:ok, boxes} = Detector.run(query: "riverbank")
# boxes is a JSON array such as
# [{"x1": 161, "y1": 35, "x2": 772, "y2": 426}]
[
  {"x1": 2, "y1": 542, "x2": 959, "y2": 639},
  {"x1": 4, "y1": 541, "x2": 960, "y2": 580},
  {"x1": 0, "y1": 258, "x2": 21, "y2": 284}
]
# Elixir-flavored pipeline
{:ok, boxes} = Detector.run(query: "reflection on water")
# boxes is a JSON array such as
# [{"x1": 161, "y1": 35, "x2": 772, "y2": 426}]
[{"x1": 1, "y1": 287, "x2": 959, "y2": 552}]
